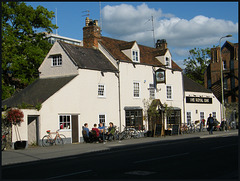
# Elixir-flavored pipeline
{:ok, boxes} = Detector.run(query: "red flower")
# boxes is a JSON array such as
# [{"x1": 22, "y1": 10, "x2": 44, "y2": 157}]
[{"x1": 6, "y1": 108, "x2": 24, "y2": 125}]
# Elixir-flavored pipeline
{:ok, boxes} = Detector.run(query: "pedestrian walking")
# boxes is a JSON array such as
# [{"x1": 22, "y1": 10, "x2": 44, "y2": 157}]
[{"x1": 207, "y1": 114, "x2": 214, "y2": 134}]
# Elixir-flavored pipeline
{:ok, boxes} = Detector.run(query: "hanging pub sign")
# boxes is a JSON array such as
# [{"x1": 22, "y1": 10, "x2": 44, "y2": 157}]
[
  {"x1": 186, "y1": 96, "x2": 212, "y2": 104},
  {"x1": 155, "y1": 69, "x2": 166, "y2": 84}
]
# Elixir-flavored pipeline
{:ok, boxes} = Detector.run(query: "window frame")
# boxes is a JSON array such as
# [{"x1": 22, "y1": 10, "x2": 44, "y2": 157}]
[
  {"x1": 186, "y1": 112, "x2": 192, "y2": 125},
  {"x1": 223, "y1": 60, "x2": 227, "y2": 70},
  {"x1": 59, "y1": 115, "x2": 71, "y2": 130},
  {"x1": 212, "y1": 112, "x2": 216, "y2": 119},
  {"x1": 133, "y1": 81, "x2": 140, "y2": 98},
  {"x1": 165, "y1": 57, "x2": 171, "y2": 68},
  {"x1": 132, "y1": 50, "x2": 139, "y2": 63},
  {"x1": 98, "y1": 84, "x2": 106, "y2": 98},
  {"x1": 51, "y1": 54, "x2": 62, "y2": 67},
  {"x1": 149, "y1": 83, "x2": 155, "y2": 99},
  {"x1": 166, "y1": 85, "x2": 173, "y2": 100},
  {"x1": 200, "y1": 112, "x2": 205, "y2": 121},
  {"x1": 99, "y1": 114, "x2": 106, "y2": 127}
]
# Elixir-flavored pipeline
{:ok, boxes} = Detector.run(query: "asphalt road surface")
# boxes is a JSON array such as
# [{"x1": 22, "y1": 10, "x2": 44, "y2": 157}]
[{"x1": 2, "y1": 136, "x2": 238, "y2": 180}]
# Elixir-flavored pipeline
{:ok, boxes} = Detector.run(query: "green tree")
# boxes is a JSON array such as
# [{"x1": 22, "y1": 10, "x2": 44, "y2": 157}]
[
  {"x1": 2, "y1": 2, "x2": 57, "y2": 100},
  {"x1": 183, "y1": 47, "x2": 211, "y2": 86}
]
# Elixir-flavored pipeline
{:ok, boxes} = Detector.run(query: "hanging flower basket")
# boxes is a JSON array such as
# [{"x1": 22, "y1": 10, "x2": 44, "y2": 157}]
[{"x1": 6, "y1": 108, "x2": 24, "y2": 126}]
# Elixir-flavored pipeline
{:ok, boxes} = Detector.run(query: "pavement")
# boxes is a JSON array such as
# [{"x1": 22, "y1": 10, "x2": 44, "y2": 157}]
[{"x1": 2, "y1": 129, "x2": 238, "y2": 166}]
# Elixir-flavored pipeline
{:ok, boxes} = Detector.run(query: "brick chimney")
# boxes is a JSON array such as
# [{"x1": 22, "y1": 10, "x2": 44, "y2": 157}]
[
  {"x1": 210, "y1": 47, "x2": 220, "y2": 63},
  {"x1": 83, "y1": 17, "x2": 101, "y2": 48},
  {"x1": 155, "y1": 39, "x2": 167, "y2": 50}
]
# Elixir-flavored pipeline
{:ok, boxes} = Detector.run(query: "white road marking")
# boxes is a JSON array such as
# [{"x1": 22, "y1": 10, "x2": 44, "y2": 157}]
[
  {"x1": 134, "y1": 152, "x2": 190, "y2": 164},
  {"x1": 125, "y1": 170, "x2": 156, "y2": 176},
  {"x1": 211, "y1": 144, "x2": 237, "y2": 150},
  {"x1": 45, "y1": 170, "x2": 92, "y2": 180}
]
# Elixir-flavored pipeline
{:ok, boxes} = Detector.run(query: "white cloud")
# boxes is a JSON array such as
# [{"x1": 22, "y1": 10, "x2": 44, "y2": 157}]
[
  {"x1": 172, "y1": 48, "x2": 189, "y2": 57},
  {"x1": 102, "y1": 3, "x2": 173, "y2": 37},
  {"x1": 102, "y1": 3, "x2": 238, "y2": 48}
]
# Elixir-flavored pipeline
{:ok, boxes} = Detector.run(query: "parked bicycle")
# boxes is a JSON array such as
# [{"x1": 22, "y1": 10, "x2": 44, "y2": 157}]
[
  {"x1": 180, "y1": 124, "x2": 189, "y2": 134},
  {"x1": 188, "y1": 123, "x2": 197, "y2": 133},
  {"x1": 2, "y1": 131, "x2": 9, "y2": 151},
  {"x1": 42, "y1": 129, "x2": 66, "y2": 146},
  {"x1": 118, "y1": 126, "x2": 140, "y2": 140}
]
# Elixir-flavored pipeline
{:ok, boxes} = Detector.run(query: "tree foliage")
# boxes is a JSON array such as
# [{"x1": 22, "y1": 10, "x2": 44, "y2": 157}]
[
  {"x1": 183, "y1": 47, "x2": 211, "y2": 86},
  {"x1": 2, "y1": 2, "x2": 57, "y2": 100}
]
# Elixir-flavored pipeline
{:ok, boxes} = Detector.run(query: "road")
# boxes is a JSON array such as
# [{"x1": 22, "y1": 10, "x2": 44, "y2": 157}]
[{"x1": 2, "y1": 135, "x2": 238, "y2": 180}]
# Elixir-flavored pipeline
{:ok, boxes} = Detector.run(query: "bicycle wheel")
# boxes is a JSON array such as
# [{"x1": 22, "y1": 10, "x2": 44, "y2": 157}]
[
  {"x1": 42, "y1": 135, "x2": 52, "y2": 147},
  {"x1": 55, "y1": 137, "x2": 64, "y2": 145},
  {"x1": 1, "y1": 139, "x2": 6, "y2": 151},
  {"x1": 118, "y1": 132, "x2": 124, "y2": 140},
  {"x1": 124, "y1": 131, "x2": 131, "y2": 139},
  {"x1": 59, "y1": 134, "x2": 67, "y2": 144}
]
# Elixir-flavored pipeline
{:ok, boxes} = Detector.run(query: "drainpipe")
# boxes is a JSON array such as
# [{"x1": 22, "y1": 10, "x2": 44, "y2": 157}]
[
  {"x1": 117, "y1": 60, "x2": 122, "y2": 132},
  {"x1": 181, "y1": 71, "x2": 186, "y2": 128}
]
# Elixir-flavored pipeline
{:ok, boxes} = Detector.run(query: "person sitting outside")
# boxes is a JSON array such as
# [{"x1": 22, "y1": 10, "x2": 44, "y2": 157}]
[
  {"x1": 98, "y1": 123, "x2": 105, "y2": 141},
  {"x1": 106, "y1": 122, "x2": 115, "y2": 141},
  {"x1": 92, "y1": 124, "x2": 100, "y2": 142},
  {"x1": 82, "y1": 123, "x2": 91, "y2": 143}
]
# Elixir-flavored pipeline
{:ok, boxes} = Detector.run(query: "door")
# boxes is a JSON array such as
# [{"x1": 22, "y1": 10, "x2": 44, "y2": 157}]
[
  {"x1": 28, "y1": 116, "x2": 39, "y2": 145},
  {"x1": 71, "y1": 115, "x2": 79, "y2": 143}
]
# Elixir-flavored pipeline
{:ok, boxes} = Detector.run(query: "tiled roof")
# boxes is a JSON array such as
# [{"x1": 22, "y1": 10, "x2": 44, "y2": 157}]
[
  {"x1": 59, "y1": 41, "x2": 118, "y2": 72},
  {"x1": 119, "y1": 41, "x2": 136, "y2": 50},
  {"x1": 183, "y1": 74, "x2": 212, "y2": 93},
  {"x1": 2, "y1": 75, "x2": 77, "y2": 108},
  {"x1": 100, "y1": 36, "x2": 182, "y2": 71}
]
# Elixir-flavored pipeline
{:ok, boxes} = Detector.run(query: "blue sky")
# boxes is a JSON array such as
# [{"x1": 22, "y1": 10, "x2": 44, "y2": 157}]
[{"x1": 27, "y1": 1, "x2": 238, "y2": 68}]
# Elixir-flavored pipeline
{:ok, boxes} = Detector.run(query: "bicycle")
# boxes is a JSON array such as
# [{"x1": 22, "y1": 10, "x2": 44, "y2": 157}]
[
  {"x1": 42, "y1": 129, "x2": 66, "y2": 146},
  {"x1": 180, "y1": 124, "x2": 189, "y2": 134},
  {"x1": 2, "y1": 131, "x2": 9, "y2": 151},
  {"x1": 118, "y1": 125, "x2": 138, "y2": 140}
]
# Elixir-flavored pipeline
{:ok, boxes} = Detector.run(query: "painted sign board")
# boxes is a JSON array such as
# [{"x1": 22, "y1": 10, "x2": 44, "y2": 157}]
[{"x1": 186, "y1": 96, "x2": 212, "y2": 104}]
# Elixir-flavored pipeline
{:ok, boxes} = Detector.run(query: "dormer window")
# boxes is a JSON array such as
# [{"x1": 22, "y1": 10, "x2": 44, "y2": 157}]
[
  {"x1": 132, "y1": 50, "x2": 139, "y2": 63},
  {"x1": 52, "y1": 55, "x2": 62, "y2": 66},
  {"x1": 166, "y1": 57, "x2": 171, "y2": 68}
]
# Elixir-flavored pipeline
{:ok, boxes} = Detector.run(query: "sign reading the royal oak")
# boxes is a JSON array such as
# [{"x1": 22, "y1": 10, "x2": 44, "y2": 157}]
[{"x1": 186, "y1": 96, "x2": 212, "y2": 104}]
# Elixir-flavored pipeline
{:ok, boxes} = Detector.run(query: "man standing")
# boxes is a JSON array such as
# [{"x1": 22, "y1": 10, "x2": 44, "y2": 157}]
[{"x1": 207, "y1": 114, "x2": 214, "y2": 134}]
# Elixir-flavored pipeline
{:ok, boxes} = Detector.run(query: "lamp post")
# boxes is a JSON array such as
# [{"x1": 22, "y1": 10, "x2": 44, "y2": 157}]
[{"x1": 219, "y1": 34, "x2": 232, "y2": 122}]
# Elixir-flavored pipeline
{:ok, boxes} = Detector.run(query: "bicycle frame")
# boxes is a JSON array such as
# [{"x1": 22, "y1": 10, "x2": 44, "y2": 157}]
[
  {"x1": 42, "y1": 129, "x2": 64, "y2": 146},
  {"x1": 47, "y1": 130, "x2": 61, "y2": 144}
]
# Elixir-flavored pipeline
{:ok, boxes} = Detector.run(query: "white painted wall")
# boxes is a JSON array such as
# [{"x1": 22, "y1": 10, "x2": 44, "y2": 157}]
[
  {"x1": 38, "y1": 69, "x2": 119, "y2": 142},
  {"x1": 38, "y1": 42, "x2": 78, "y2": 78},
  {"x1": 11, "y1": 109, "x2": 39, "y2": 143},
  {"x1": 184, "y1": 91, "x2": 221, "y2": 125},
  {"x1": 118, "y1": 61, "x2": 184, "y2": 131}
]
